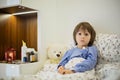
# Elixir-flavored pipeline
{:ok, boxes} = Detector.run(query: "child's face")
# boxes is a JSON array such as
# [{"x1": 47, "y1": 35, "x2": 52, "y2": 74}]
[{"x1": 76, "y1": 29, "x2": 91, "y2": 48}]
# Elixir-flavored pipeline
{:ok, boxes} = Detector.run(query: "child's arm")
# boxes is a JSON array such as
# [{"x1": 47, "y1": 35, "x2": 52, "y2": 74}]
[
  {"x1": 71, "y1": 46, "x2": 98, "y2": 72},
  {"x1": 58, "y1": 66, "x2": 75, "y2": 74},
  {"x1": 57, "y1": 50, "x2": 72, "y2": 68}
]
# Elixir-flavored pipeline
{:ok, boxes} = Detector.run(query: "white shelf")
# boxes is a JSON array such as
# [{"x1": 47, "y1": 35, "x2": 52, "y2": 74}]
[{"x1": 0, "y1": 62, "x2": 42, "y2": 79}]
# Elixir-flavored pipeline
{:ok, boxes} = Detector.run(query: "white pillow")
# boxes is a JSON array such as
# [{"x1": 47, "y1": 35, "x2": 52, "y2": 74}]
[{"x1": 95, "y1": 33, "x2": 120, "y2": 64}]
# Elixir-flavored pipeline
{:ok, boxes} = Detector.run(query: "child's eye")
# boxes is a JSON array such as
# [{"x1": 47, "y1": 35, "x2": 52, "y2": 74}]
[
  {"x1": 85, "y1": 33, "x2": 89, "y2": 36},
  {"x1": 78, "y1": 33, "x2": 81, "y2": 35}
]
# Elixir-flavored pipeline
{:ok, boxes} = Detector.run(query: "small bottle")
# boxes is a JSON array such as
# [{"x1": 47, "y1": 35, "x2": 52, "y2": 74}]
[
  {"x1": 21, "y1": 40, "x2": 27, "y2": 62},
  {"x1": 30, "y1": 51, "x2": 35, "y2": 62},
  {"x1": 35, "y1": 52, "x2": 38, "y2": 62},
  {"x1": 26, "y1": 52, "x2": 30, "y2": 62}
]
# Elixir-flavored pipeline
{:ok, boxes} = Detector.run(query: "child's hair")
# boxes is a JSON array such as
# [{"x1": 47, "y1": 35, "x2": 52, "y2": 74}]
[{"x1": 73, "y1": 22, "x2": 96, "y2": 46}]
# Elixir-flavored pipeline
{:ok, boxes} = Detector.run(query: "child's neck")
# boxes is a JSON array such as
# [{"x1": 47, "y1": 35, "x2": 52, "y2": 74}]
[{"x1": 77, "y1": 45, "x2": 87, "y2": 49}]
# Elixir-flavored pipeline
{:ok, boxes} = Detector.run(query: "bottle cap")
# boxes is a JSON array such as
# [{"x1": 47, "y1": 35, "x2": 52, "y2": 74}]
[{"x1": 22, "y1": 40, "x2": 26, "y2": 46}]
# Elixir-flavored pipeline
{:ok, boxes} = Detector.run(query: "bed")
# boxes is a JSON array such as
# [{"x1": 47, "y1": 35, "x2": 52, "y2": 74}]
[{"x1": 21, "y1": 33, "x2": 120, "y2": 80}]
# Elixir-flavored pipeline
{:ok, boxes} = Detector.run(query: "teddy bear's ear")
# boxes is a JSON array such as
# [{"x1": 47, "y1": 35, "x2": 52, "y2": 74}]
[
  {"x1": 46, "y1": 46, "x2": 51, "y2": 59},
  {"x1": 46, "y1": 47, "x2": 49, "y2": 59},
  {"x1": 46, "y1": 45, "x2": 52, "y2": 53},
  {"x1": 46, "y1": 47, "x2": 49, "y2": 53}
]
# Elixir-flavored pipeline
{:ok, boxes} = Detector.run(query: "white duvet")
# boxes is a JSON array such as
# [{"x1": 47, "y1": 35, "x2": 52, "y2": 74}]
[{"x1": 23, "y1": 64, "x2": 96, "y2": 80}]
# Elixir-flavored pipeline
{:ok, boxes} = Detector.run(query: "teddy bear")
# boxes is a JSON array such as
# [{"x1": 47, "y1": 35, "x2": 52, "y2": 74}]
[{"x1": 45, "y1": 44, "x2": 68, "y2": 64}]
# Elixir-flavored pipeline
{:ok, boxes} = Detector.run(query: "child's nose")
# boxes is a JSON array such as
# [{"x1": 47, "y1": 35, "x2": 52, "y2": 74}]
[{"x1": 81, "y1": 34, "x2": 85, "y2": 38}]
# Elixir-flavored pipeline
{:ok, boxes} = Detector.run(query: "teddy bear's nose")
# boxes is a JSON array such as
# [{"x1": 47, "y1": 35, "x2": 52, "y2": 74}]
[{"x1": 56, "y1": 54, "x2": 60, "y2": 57}]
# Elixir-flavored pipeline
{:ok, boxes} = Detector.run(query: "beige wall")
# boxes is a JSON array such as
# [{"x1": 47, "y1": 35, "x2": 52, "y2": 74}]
[{"x1": 22, "y1": 0, "x2": 120, "y2": 56}]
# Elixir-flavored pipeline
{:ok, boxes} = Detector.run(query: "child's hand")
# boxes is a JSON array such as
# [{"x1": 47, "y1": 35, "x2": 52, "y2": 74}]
[
  {"x1": 58, "y1": 66, "x2": 65, "y2": 74},
  {"x1": 63, "y1": 70, "x2": 75, "y2": 74},
  {"x1": 58, "y1": 66, "x2": 75, "y2": 74}
]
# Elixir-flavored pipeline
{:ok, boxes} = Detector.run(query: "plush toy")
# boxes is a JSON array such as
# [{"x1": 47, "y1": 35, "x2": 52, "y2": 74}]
[{"x1": 45, "y1": 44, "x2": 68, "y2": 64}]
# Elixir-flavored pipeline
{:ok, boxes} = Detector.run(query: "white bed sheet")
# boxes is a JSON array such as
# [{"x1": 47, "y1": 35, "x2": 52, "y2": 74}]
[{"x1": 23, "y1": 64, "x2": 96, "y2": 80}]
